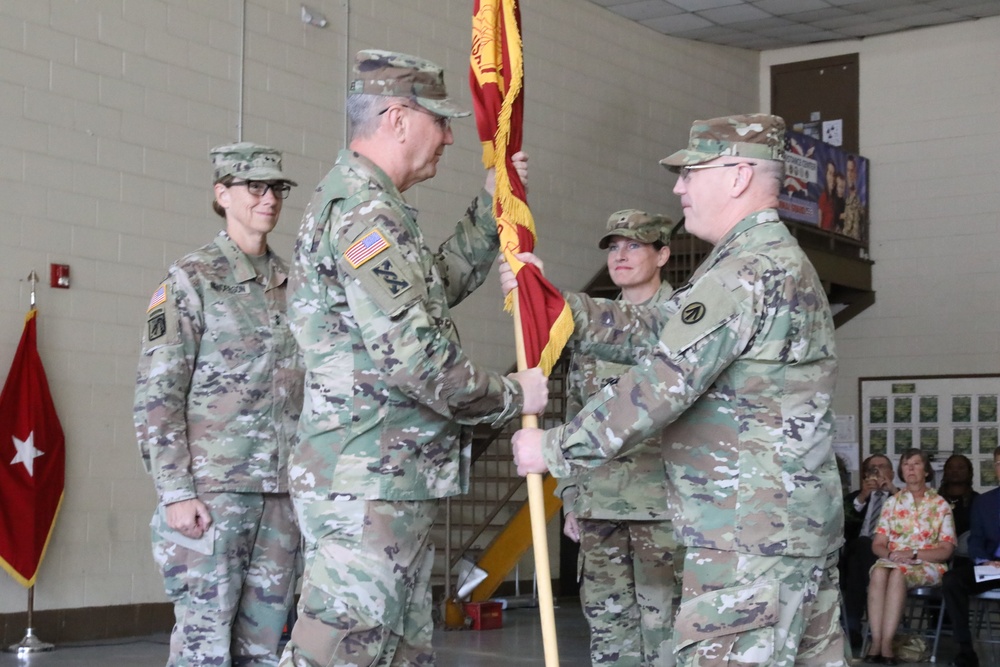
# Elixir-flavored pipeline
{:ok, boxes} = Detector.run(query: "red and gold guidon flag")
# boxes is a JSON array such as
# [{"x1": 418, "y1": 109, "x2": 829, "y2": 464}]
[
  {"x1": 470, "y1": 0, "x2": 572, "y2": 375},
  {"x1": 0, "y1": 309, "x2": 66, "y2": 587}
]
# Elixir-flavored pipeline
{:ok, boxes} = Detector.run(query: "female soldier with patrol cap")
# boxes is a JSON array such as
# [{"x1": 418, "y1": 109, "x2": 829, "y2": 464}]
[{"x1": 135, "y1": 142, "x2": 303, "y2": 667}]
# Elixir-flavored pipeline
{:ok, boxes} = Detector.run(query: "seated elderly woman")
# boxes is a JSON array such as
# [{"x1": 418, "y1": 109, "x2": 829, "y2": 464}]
[{"x1": 865, "y1": 448, "x2": 956, "y2": 665}]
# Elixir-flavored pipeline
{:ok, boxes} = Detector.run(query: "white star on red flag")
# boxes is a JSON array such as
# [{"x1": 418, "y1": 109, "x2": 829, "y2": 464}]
[{"x1": 11, "y1": 431, "x2": 44, "y2": 477}]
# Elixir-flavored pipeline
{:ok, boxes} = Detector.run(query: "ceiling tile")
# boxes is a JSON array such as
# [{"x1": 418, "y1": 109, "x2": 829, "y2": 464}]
[
  {"x1": 641, "y1": 12, "x2": 715, "y2": 32},
  {"x1": 666, "y1": 24, "x2": 746, "y2": 41},
  {"x1": 727, "y1": 34, "x2": 788, "y2": 48},
  {"x1": 587, "y1": 0, "x2": 1000, "y2": 50},
  {"x1": 754, "y1": 0, "x2": 831, "y2": 14},
  {"x1": 808, "y1": 13, "x2": 878, "y2": 30},
  {"x1": 837, "y1": 18, "x2": 907, "y2": 37},
  {"x1": 615, "y1": 0, "x2": 682, "y2": 21},
  {"x1": 699, "y1": 4, "x2": 774, "y2": 25},
  {"x1": 756, "y1": 22, "x2": 820, "y2": 37},
  {"x1": 842, "y1": 0, "x2": 916, "y2": 11},
  {"x1": 666, "y1": 0, "x2": 744, "y2": 11},
  {"x1": 867, "y1": 5, "x2": 938, "y2": 20},
  {"x1": 736, "y1": 16, "x2": 797, "y2": 30},
  {"x1": 786, "y1": 7, "x2": 854, "y2": 22},
  {"x1": 966, "y1": 2, "x2": 1000, "y2": 17},
  {"x1": 895, "y1": 11, "x2": 966, "y2": 28}
]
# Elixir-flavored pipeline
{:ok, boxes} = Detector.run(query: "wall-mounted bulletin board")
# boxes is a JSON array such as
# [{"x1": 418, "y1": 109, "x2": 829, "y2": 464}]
[{"x1": 859, "y1": 375, "x2": 1000, "y2": 491}]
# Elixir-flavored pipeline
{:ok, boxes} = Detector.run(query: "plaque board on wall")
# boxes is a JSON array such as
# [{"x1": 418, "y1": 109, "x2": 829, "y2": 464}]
[{"x1": 859, "y1": 375, "x2": 1000, "y2": 491}]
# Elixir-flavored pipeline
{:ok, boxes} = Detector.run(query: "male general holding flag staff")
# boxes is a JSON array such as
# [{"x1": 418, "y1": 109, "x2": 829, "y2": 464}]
[
  {"x1": 279, "y1": 50, "x2": 548, "y2": 667},
  {"x1": 509, "y1": 114, "x2": 845, "y2": 666}
]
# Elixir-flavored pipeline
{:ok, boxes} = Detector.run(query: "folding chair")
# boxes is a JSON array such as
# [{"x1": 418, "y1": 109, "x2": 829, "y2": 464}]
[
  {"x1": 861, "y1": 586, "x2": 947, "y2": 662},
  {"x1": 973, "y1": 589, "x2": 1000, "y2": 645}
]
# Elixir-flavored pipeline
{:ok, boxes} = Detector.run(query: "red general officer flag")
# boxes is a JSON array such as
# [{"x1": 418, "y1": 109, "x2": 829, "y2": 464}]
[
  {"x1": 470, "y1": 0, "x2": 572, "y2": 375},
  {"x1": 0, "y1": 308, "x2": 65, "y2": 587}
]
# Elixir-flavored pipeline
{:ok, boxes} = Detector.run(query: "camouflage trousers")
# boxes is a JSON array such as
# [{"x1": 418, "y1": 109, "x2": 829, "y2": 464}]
[
  {"x1": 279, "y1": 498, "x2": 437, "y2": 667},
  {"x1": 577, "y1": 518, "x2": 682, "y2": 667},
  {"x1": 674, "y1": 548, "x2": 845, "y2": 667},
  {"x1": 151, "y1": 492, "x2": 300, "y2": 667}
]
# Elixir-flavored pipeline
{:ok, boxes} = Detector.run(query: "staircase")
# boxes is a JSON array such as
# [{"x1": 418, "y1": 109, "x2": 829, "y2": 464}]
[{"x1": 431, "y1": 221, "x2": 874, "y2": 604}]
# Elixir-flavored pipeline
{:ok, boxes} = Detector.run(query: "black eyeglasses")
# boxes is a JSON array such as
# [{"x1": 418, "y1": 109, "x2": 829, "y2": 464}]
[
  {"x1": 230, "y1": 180, "x2": 292, "y2": 199},
  {"x1": 679, "y1": 162, "x2": 757, "y2": 181},
  {"x1": 378, "y1": 103, "x2": 451, "y2": 131}
]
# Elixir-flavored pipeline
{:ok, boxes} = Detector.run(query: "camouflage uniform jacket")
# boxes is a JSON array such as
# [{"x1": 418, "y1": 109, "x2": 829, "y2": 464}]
[
  {"x1": 542, "y1": 209, "x2": 843, "y2": 558},
  {"x1": 287, "y1": 149, "x2": 523, "y2": 502},
  {"x1": 556, "y1": 281, "x2": 673, "y2": 521},
  {"x1": 134, "y1": 231, "x2": 303, "y2": 505}
]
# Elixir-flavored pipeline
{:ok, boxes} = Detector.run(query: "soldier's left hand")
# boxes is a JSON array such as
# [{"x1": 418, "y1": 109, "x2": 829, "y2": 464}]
[
  {"x1": 511, "y1": 150, "x2": 528, "y2": 191},
  {"x1": 512, "y1": 427, "x2": 548, "y2": 476},
  {"x1": 485, "y1": 151, "x2": 528, "y2": 197}
]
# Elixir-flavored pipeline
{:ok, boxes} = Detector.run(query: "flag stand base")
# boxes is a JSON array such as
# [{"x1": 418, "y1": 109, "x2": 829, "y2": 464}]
[{"x1": 6, "y1": 628, "x2": 55, "y2": 654}]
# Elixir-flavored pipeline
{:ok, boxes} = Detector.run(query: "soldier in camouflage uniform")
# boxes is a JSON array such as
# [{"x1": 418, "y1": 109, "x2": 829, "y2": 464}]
[
  {"x1": 509, "y1": 115, "x2": 845, "y2": 666},
  {"x1": 277, "y1": 51, "x2": 548, "y2": 667},
  {"x1": 558, "y1": 210, "x2": 682, "y2": 667},
  {"x1": 134, "y1": 143, "x2": 303, "y2": 667}
]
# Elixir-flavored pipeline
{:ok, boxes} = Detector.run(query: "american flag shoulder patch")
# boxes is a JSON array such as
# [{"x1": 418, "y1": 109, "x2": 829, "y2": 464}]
[
  {"x1": 147, "y1": 283, "x2": 167, "y2": 312},
  {"x1": 344, "y1": 229, "x2": 390, "y2": 268}
]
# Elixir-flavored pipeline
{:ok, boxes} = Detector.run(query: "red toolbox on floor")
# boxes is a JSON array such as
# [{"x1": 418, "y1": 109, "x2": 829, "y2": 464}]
[{"x1": 464, "y1": 601, "x2": 503, "y2": 630}]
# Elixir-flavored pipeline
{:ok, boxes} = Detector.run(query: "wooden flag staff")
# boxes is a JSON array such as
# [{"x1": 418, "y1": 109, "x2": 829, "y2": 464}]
[
  {"x1": 512, "y1": 290, "x2": 559, "y2": 667},
  {"x1": 5, "y1": 271, "x2": 55, "y2": 656}
]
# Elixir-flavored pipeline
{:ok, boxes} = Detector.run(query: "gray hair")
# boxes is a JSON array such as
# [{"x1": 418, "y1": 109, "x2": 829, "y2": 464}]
[
  {"x1": 347, "y1": 94, "x2": 410, "y2": 141},
  {"x1": 755, "y1": 159, "x2": 784, "y2": 191}
]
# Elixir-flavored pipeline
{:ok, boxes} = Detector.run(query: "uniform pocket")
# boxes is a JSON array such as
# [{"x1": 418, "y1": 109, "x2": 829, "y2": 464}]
[{"x1": 675, "y1": 580, "x2": 778, "y2": 665}]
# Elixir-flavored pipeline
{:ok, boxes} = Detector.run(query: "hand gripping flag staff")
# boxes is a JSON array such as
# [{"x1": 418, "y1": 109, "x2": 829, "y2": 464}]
[
  {"x1": 471, "y1": 2, "x2": 572, "y2": 664},
  {"x1": 1, "y1": 271, "x2": 64, "y2": 654}
]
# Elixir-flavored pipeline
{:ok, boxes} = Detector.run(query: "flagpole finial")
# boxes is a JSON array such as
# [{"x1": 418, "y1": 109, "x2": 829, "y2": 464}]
[{"x1": 26, "y1": 270, "x2": 38, "y2": 308}]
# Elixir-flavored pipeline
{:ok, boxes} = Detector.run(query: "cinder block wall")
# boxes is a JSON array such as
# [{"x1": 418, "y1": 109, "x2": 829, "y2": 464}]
[
  {"x1": 761, "y1": 16, "x2": 1000, "y2": 478},
  {"x1": 0, "y1": 0, "x2": 757, "y2": 618}
]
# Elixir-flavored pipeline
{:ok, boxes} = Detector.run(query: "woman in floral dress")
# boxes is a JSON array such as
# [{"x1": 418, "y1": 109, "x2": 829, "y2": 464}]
[{"x1": 864, "y1": 448, "x2": 956, "y2": 664}]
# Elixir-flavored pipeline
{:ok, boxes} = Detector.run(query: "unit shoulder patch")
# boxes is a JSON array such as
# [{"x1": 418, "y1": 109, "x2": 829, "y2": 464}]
[
  {"x1": 681, "y1": 302, "x2": 706, "y2": 324},
  {"x1": 371, "y1": 257, "x2": 411, "y2": 297},
  {"x1": 147, "y1": 307, "x2": 167, "y2": 341}
]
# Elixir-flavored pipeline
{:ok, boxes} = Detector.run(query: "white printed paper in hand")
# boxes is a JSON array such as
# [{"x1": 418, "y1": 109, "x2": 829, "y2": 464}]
[{"x1": 974, "y1": 564, "x2": 1000, "y2": 583}]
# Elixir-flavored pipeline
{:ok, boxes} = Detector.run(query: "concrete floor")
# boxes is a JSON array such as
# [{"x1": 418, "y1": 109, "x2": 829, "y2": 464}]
[
  {"x1": 0, "y1": 600, "x2": 590, "y2": 667},
  {"x1": 2, "y1": 599, "x2": 996, "y2": 666}
]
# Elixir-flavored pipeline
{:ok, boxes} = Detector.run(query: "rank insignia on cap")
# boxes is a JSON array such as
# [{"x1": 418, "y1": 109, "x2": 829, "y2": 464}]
[
  {"x1": 147, "y1": 283, "x2": 167, "y2": 312},
  {"x1": 344, "y1": 230, "x2": 390, "y2": 268}
]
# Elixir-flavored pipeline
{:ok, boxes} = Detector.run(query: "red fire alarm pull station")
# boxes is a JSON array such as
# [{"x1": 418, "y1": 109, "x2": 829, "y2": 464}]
[{"x1": 50, "y1": 264, "x2": 70, "y2": 289}]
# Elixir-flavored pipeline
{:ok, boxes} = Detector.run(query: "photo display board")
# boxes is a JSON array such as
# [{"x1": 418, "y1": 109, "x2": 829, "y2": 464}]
[
  {"x1": 860, "y1": 375, "x2": 1000, "y2": 491},
  {"x1": 778, "y1": 130, "x2": 870, "y2": 246}
]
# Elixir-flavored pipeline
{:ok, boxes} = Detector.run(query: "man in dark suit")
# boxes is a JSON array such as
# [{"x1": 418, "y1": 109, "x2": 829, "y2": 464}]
[
  {"x1": 942, "y1": 446, "x2": 1000, "y2": 667},
  {"x1": 842, "y1": 453, "x2": 898, "y2": 652}
]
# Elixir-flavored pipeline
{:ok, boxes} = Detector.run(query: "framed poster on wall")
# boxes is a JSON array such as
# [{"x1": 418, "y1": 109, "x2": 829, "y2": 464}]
[{"x1": 859, "y1": 374, "x2": 1000, "y2": 491}]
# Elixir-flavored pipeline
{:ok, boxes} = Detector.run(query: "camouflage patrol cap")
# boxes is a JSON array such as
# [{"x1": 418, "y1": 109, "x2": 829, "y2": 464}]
[
  {"x1": 209, "y1": 142, "x2": 297, "y2": 185},
  {"x1": 598, "y1": 210, "x2": 676, "y2": 249},
  {"x1": 659, "y1": 114, "x2": 785, "y2": 171},
  {"x1": 349, "y1": 49, "x2": 470, "y2": 118}
]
